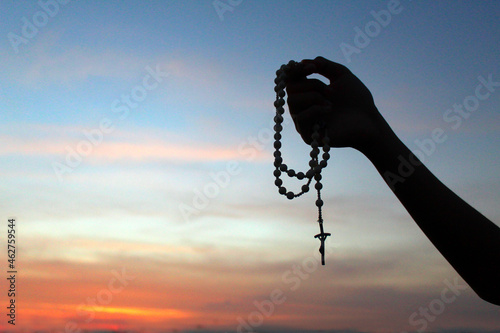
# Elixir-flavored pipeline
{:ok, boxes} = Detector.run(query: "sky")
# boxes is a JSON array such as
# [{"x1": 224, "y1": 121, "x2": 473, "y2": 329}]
[{"x1": 0, "y1": 0, "x2": 499, "y2": 332}]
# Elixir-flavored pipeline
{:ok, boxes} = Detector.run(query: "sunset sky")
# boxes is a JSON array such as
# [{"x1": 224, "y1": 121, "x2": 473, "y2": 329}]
[{"x1": 1, "y1": 0, "x2": 499, "y2": 332}]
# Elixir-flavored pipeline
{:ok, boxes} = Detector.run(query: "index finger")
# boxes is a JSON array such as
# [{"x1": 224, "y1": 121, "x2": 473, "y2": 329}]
[
  {"x1": 300, "y1": 56, "x2": 350, "y2": 81},
  {"x1": 286, "y1": 78, "x2": 328, "y2": 94}
]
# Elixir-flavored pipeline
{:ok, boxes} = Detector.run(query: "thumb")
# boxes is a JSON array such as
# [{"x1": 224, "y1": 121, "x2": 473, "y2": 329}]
[{"x1": 301, "y1": 56, "x2": 350, "y2": 82}]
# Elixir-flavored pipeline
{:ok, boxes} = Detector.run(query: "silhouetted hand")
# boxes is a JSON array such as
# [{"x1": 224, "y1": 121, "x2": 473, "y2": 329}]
[
  {"x1": 284, "y1": 56, "x2": 500, "y2": 306},
  {"x1": 286, "y1": 56, "x2": 391, "y2": 155}
]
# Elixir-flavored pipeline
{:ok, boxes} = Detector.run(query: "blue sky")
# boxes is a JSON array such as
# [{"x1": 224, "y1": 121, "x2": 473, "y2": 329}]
[{"x1": 0, "y1": 1, "x2": 499, "y2": 332}]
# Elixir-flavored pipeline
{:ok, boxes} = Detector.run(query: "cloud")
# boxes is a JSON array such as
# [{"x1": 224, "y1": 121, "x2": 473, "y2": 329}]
[
  {"x1": 2, "y1": 31, "x2": 148, "y2": 87},
  {"x1": 2, "y1": 32, "x2": 231, "y2": 93},
  {"x1": 13, "y1": 233, "x2": 500, "y2": 333},
  {"x1": 0, "y1": 123, "x2": 269, "y2": 163},
  {"x1": 2, "y1": 33, "x2": 278, "y2": 152}
]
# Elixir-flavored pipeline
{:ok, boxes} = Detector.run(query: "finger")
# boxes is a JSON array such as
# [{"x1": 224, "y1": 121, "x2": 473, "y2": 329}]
[
  {"x1": 287, "y1": 91, "x2": 326, "y2": 115},
  {"x1": 286, "y1": 78, "x2": 328, "y2": 94},
  {"x1": 291, "y1": 105, "x2": 331, "y2": 144},
  {"x1": 299, "y1": 56, "x2": 349, "y2": 81}
]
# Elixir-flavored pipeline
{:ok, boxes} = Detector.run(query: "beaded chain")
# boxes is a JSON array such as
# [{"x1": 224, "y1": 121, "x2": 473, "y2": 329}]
[{"x1": 273, "y1": 60, "x2": 331, "y2": 265}]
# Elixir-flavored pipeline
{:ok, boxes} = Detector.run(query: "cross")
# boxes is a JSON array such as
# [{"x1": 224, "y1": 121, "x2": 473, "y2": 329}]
[{"x1": 314, "y1": 231, "x2": 331, "y2": 265}]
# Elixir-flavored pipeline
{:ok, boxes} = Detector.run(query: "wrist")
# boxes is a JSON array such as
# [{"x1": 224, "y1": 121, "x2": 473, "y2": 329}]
[{"x1": 358, "y1": 114, "x2": 404, "y2": 164}]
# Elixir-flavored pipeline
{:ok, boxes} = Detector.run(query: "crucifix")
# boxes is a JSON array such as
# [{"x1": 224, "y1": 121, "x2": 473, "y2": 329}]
[{"x1": 315, "y1": 224, "x2": 331, "y2": 265}]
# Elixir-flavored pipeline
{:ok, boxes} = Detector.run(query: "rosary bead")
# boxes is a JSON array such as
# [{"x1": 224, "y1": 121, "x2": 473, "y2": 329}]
[
  {"x1": 274, "y1": 115, "x2": 283, "y2": 123},
  {"x1": 286, "y1": 191, "x2": 295, "y2": 199},
  {"x1": 274, "y1": 85, "x2": 281, "y2": 93},
  {"x1": 279, "y1": 164, "x2": 288, "y2": 172},
  {"x1": 274, "y1": 133, "x2": 282, "y2": 141},
  {"x1": 315, "y1": 173, "x2": 322, "y2": 181},
  {"x1": 273, "y1": 169, "x2": 281, "y2": 177},
  {"x1": 278, "y1": 90, "x2": 285, "y2": 98},
  {"x1": 275, "y1": 178, "x2": 283, "y2": 187},
  {"x1": 274, "y1": 158, "x2": 282, "y2": 167},
  {"x1": 319, "y1": 160, "x2": 327, "y2": 168},
  {"x1": 301, "y1": 184, "x2": 309, "y2": 193},
  {"x1": 278, "y1": 81, "x2": 286, "y2": 90},
  {"x1": 314, "y1": 166, "x2": 322, "y2": 173},
  {"x1": 297, "y1": 172, "x2": 305, "y2": 180},
  {"x1": 287, "y1": 169, "x2": 296, "y2": 177},
  {"x1": 315, "y1": 182, "x2": 323, "y2": 190},
  {"x1": 306, "y1": 170, "x2": 315, "y2": 178},
  {"x1": 274, "y1": 124, "x2": 283, "y2": 132},
  {"x1": 311, "y1": 140, "x2": 319, "y2": 148},
  {"x1": 274, "y1": 77, "x2": 281, "y2": 84},
  {"x1": 273, "y1": 150, "x2": 281, "y2": 158},
  {"x1": 279, "y1": 187, "x2": 287, "y2": 195},
  {"x1": 276, "y1": 69, "x2": 283, "y2": 76},
  {"x1": 276, "y1": 106, "x2": 285, "y2": 114},
  {"x1": 323, "y1": 144, "x2": 330, "y2": 152},
  {"x1": 274, "y1": 141, "x2": 282, "y2": 149},
  {"x1": 274, "y1": 99, "x2": 285, "y2": 107},
  {"x1": 309, "y1": 160, "x2": 317, "y2": 167},
  {"x1": 322, "y1": 152, "x2": 330, "y2": 160},
  {"x1": 316, "y1": 199, "x2": 324, "y2": 207}
]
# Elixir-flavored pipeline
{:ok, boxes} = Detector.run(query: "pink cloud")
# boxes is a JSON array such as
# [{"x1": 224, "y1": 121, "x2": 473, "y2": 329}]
[{"x1": 0, "y1": 129, "x2": 269, "y2": 163}]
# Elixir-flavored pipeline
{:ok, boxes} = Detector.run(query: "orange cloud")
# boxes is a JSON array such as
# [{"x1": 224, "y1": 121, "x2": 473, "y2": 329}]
[{"x1": 10, "y1": 233, "x2": 500, "y2": 333}]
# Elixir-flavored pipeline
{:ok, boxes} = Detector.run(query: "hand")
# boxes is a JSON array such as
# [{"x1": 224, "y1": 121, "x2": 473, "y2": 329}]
[{"x1": 285, "y1": 56, "x2": 392, "y2": 155}]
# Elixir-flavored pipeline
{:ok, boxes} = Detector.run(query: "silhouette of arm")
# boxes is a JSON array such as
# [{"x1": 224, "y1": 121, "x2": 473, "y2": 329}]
[
  {"x1": 364, "y1": 125, "x2": 500, "y2": 305},
  {"x1": 285, "y1": 56, "x2": 500, "y2": 305}
]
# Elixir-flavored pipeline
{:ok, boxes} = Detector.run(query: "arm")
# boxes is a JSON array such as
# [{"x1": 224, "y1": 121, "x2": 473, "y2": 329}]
[
  {"x1": 364, "y1": 124, "x2": 500, "y2": 305},
  {"x1": 285, "y1": 56, "x2": 500, "y2": 305}
]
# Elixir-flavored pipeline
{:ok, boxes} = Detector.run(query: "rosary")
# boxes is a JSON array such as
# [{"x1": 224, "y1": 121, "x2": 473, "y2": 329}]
[{"x1": 273, "y1": 60, "x2": 331, "y2": 265}]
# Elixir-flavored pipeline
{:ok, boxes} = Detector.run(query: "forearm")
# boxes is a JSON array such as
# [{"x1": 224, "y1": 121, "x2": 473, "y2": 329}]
[{"x1": 362, "y1": 122, "x2": 500, "y2": 305}]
